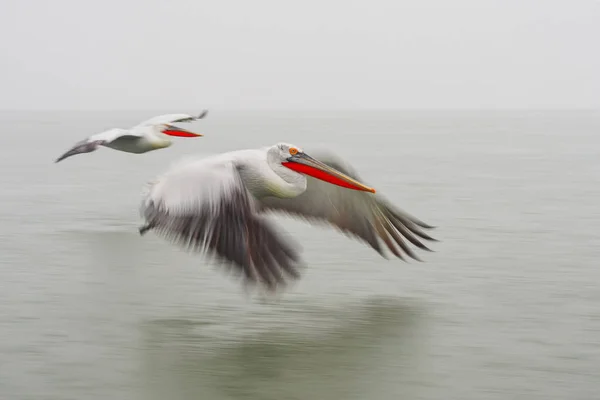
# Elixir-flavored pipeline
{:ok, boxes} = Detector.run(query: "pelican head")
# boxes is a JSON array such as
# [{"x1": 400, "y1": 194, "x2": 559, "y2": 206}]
[{"x1": 274, "y1": 143, "x2": 375, "y2": 193}]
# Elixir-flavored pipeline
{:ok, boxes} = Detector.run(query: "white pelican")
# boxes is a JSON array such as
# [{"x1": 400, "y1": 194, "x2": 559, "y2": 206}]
[
  {"x1": 139, "y1": 143, "x2": 436, "y2": 290},
  {"x1": 55, "y1": 110, "x2": 208, "y2": 163}
]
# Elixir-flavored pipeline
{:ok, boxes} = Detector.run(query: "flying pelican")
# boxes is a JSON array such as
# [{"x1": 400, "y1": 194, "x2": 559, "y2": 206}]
[
  {"x1": 54, "y1": 110, "x2": 208, "y2": 163},
  {"x1": 138, "y1": 143, "x2": 436, "y2": 290}
]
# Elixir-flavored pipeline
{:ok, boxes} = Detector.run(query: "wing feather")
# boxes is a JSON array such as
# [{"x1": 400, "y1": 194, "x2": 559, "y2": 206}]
[
  {"x1": 139, "y1": 157, "x2": 301, "y2": 290},
  {"x1": 258, "y1": 150, "x2": 437, "y2": 261},
  {"x1": 55, "y1": 128, "x2": 141, "y2": 163},
  {"x1": 133, "y1": 110, "x2": 208, "y2": 128}
]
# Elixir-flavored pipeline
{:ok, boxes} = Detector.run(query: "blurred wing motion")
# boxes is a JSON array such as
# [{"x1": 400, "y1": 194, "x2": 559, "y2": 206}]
[
  {"x1": 138, "y1": 144, "x2": 437, "y2": 291},
  {"x1": 139, "y1": 157, "x2": 301, "y2": 289},
  {"x1": 259, "y1": 150, "x2": 437, "y2": 261},
  {"x1": 55, "y1": 128, "x2": 141, "y2": 163},
  {"x1": 133, "y1": 110, "x2": 208, "y2": 128}
]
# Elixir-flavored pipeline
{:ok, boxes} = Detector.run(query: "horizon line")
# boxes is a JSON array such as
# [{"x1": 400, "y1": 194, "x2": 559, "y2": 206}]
[{"x1": 1, "y1": 107, "x2": 599, "y2": 113}]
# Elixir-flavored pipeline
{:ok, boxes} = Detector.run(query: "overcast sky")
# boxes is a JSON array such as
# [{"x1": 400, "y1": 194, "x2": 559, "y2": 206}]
[{"x1": 1, "y1": 0, "x2": 598, "y2": 110}]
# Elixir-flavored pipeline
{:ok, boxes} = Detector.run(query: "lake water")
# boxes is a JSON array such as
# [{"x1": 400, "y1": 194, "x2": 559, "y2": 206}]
[{"x1": 1, "y1": 110, "x2": 599, "y2": 399}]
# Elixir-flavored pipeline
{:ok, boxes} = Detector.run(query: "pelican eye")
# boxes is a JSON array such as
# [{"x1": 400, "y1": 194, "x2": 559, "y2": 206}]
[{"x1": 289, "y1": 147, "x2": 299, "y2": 156}]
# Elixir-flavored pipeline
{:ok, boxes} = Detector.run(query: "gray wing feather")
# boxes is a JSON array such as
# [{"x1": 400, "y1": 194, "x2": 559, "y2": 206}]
[
  {"x1": 139, "y1": 158, "x2": 301, "y2": 289},
  {"x1": 55, "y1": 139, "x2": 106, "y2": 163},
  {"x1": 258, "y1": 150, "x2": 437, "y2": 261},
  {"x1": 54, "y1": 129, "x2": 140, "y2": 163}
]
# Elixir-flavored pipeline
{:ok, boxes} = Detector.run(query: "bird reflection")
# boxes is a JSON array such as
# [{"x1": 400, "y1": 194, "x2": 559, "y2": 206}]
[{"x1": 139, "y1": 297, "x2": 428, "y2": 400}]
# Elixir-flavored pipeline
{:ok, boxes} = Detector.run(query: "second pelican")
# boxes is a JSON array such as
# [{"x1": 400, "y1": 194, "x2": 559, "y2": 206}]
[{"x1": 55, "y1": 111, "x2": 207, "y2": 163}]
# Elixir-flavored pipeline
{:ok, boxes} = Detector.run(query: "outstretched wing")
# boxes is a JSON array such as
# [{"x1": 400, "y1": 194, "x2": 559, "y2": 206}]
[
  {"x1": 133, "y1": 110, "x2": 208, "y2": 128},
  {"x1": 54, "y1": 128, "x2": 141, "y2": 163},
  {"x1": 258, "y1": 150, "x2": 437, "y2": 261},
  {"x1": 139, "y1": 157, "x2": 301, "y2": 290}
]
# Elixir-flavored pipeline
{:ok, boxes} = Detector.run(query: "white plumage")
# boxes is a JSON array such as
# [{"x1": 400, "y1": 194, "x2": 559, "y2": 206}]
[{"x1": 139, "y1": 142, "x2": 437, "y2": 290}]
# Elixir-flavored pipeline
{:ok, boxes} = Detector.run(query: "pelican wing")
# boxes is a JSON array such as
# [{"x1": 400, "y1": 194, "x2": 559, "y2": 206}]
[
  {"x1": 55, "y1": 128, "x2": 142, "y2": 163},
  {"x1": 133, "y1": 110, "x2": 208, "y2": 128},
  {"x1": 258, "y1": 151, "x2": 437, "y2": 261},
  {"x1": 139, "y1": 157, "x2": 301, "y2": 289}
]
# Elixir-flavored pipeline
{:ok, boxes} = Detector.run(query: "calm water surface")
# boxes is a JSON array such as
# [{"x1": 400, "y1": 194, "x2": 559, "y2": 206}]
[{"x1": 0, "y1": 110, "x2": 599, "y2": 399}]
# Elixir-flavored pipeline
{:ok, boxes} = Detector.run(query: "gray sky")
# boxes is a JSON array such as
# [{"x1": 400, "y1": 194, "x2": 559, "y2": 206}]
[{"x1": 1, "y1": 0, "x2": 599, "y2": 110}]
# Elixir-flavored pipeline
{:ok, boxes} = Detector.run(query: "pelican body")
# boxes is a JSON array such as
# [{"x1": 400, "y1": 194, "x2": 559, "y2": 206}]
[
  {"x1": 55, "y1": 111, "x2": 208, "y2": 163},
  {"x1": 139, "y1": 143, "x2": 436, "y2": 290}
]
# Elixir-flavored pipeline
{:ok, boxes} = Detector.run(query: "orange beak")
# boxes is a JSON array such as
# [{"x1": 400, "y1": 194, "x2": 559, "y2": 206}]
[
  {"x1": 162, "y1": 124, "x2": 203, "y2": 138},
  {"x1": 282, "y1": 152, "x2": 376, "y2": 193}
]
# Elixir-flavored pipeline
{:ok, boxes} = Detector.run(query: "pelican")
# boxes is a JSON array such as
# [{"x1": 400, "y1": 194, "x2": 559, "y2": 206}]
[
  {"x1": 54, "y1": 110, "x2": 208, "y2": 163},
  {"x1": 139, "y1": 143, "x2": 437, "y2": 290}
]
